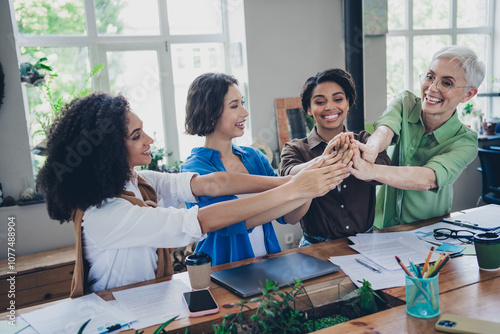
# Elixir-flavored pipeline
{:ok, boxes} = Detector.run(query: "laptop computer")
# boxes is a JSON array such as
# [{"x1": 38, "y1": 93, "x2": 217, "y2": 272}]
[{"x1": 210, "y1": 252, "x2": 340, "y2": 297}]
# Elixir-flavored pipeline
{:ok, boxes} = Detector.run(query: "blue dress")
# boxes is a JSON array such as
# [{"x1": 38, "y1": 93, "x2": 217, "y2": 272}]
[{"x1": 181, "y1": 144, "x2": 284, "y2": 265}]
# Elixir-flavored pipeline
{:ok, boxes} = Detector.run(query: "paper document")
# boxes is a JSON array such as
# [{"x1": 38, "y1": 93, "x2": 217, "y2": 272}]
[
  {"x1": 20, "y1": 293, "x2": 135, "y2": 334},
  {"x1": 0, "y1": 318, "x2": 29, "y2": 334},
  {"x1": 329, "y1": 255, "x2": 406, "y2": 290},
  {"x1": 444, "y1": 204, "x2": 500, "y2": 230},
  {"x1": 112, "y1": 279, "x2": 191, "y2": 330},
  {"x1": 349, "y1": 232, "x2": 439, "y2": 270}
]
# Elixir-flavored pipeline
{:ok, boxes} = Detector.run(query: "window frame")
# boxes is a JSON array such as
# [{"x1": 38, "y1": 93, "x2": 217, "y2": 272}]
[
  {"x1": 10, "y1": 0, "x2": 231, "y2": 164},
  {"x1": 387, "y1": 0, "x2": 495, "y2": 114}
]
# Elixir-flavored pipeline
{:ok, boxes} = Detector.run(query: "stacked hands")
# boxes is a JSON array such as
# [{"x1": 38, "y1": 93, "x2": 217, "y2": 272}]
[{"x1": 290, "y1": 132, "x2": 356, "y2": 200}]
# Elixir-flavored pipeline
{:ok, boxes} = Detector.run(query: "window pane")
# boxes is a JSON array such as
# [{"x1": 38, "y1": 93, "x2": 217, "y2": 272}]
[
  {"x1": 457, "y1": 0, "x2": 489, "y2": 28},
  {"x1": 171, "y1": 43, "x2": 226, "y2": 161},
  {"x1": 20, "y1": 47, "x2": 90, "y2": 177},
  {"x1": 457, "y1": 34, "x2": 488, "y2": 80},
  {"x1": 95, "y1": 0, "x2": 160, "y2": 35},
  {"x1": 413, "y1": 35, "x2": 451, "y2": 95},
  {"x1": 388, "y1": 0, "x2": 406, "y2": 30},
  {"x1": 14, "y1": 0, "x2": 86, "y2": 35},
  {"x1": 413, "y1": 0, "x2": 449, "y2": 29},
  {"x1": 166, "y1": 0, "x2": 223, "y2": 35},
  {"x1": 386, "y1": 37, "x2": 406, "y2": 104},
  {"x1": 107, "y1": 51, "x2": 165, "y2": 155}
]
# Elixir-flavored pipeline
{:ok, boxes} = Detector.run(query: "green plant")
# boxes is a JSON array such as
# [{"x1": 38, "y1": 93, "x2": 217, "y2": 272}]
[
  {"x1": 20, "y1": 57, "x2": 53, "y2": 87},
  {"x1": 357, "y1": 279, "x2": 387, "y2": 315},
  {"x1": 303, "y1": 314, "x2": 349, "y2": 332},
  {"x1": 167, "y1": 161, "x2": 183, "y2": 173},
  {"x1": 213, "y1": 279, "x2": 306, "y2": 334},
  {"x1": 30, "y1": 63, "x2": 104, "y2": 140}
]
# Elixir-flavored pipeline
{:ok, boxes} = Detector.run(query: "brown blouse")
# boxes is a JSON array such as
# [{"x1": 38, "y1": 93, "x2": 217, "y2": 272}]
[{"x1": 279, "y1": 127, "x2": 391, "y2": 240}]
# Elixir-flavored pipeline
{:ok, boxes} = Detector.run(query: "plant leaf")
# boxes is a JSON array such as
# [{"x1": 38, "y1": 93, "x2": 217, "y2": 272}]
[
  {"x1": 77, "y1": 319, "x2": 91, "y2": 334},
  {"x1": 152, "y1": 315, "x2": 178, "y2": 334}
]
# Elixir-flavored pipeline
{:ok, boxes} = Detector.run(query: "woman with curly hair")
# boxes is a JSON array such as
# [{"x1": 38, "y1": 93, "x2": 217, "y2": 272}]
[{"x1": 37, "y1": 92, "x2": 344, "y2": 296}]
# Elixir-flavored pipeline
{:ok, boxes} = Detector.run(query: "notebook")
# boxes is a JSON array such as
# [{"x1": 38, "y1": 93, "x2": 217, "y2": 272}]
[{"x1": 210, "y1": 252, "x2": 340, "y2": 297}]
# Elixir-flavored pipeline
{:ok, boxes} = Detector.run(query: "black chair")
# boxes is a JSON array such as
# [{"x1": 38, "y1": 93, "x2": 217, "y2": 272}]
[{"x1": 477, "y1": 147, "x2": 500, "y2": 205}]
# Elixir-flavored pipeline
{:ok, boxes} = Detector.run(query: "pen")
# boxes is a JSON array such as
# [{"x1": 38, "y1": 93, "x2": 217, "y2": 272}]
[
  {"x1": 395, "y1": 256, "x2": 413, "y2": 277},
  {"x1": 408, "y1": 258, "x2": 422, "y2": 278},
  {"x1": 430, "y1": 254, "x2": 450, "y2": 277},
  {"x1": 453, "y1": 220, "x2": 478, "y2": 227},
  {"x1": 355, "y1": 258, "x2": 382, "y2": 273},
  {"x1": 421, "y1": 246, "x2": 435, "y2": 276},
  {"x1": 97, "y1": 321, "x2": 129, "y2": 333}
]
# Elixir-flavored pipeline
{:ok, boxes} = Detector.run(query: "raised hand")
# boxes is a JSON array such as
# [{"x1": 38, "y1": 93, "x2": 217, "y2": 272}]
[
  {"x1": 352, "y1": 139, "x2": 379, "y2": 164},
  {"x1": 350, "y1": 145, "x2": 375, "y2": 181}
]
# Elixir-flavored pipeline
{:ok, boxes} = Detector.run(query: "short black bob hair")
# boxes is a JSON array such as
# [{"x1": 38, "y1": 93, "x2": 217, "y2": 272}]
[
  {"x1": 300, "y1": 68, "x2": 356, "y2": 113},
  {"x1": 36, "y1": 92, "x2": 131, "y2": 223},
  {"x1": 185, "y1": 73, "x2": 238, "y2": 136}
]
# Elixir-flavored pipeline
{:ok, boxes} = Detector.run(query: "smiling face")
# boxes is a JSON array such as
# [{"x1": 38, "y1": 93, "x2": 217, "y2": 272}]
[
  {"x1": 125, "y1": 112, "x2": 154, "y2": 171},
  {"x1": 211, "y1": 84, "x2": 249, "y2": 140},
  {"x1": 421, "y1": 57, "x2": 477, "y2": 122},
  {"x1": 308, "y1": 81, "x2": 349, "y2": 137}
]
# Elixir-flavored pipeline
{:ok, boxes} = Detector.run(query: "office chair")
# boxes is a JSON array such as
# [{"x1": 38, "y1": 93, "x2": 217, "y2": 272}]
[{"x1": 477, "y1": 147, "x2": 500, "y2": 205}]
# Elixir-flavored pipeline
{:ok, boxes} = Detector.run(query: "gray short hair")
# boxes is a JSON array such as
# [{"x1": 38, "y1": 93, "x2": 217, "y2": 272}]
[{"x1": 431, "y1": 45, "x2": 485, "y2": 88}]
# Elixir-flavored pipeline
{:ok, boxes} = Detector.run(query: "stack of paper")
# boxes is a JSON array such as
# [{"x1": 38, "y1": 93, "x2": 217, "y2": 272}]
[
  {"x1": 20, "y1": 293, "x2": 135, "y2": 334},
  {"x1": 349, "y1": 231, "x2": 439, "y2": 270},
  {"x1": 329, "y1": 254, "x2": 406, "y2": 290},
  {"x1": 112, "y1": 279, "x2": 191, "y2": 330},
  {"x1": 330, "y1": 231, "x2": 440, "y2": 290}
]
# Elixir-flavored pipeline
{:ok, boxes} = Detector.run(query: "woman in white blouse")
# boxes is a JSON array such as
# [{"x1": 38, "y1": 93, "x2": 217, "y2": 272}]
[{"x1": 37, "y1": 92, "x2": 346, "y2": 294}]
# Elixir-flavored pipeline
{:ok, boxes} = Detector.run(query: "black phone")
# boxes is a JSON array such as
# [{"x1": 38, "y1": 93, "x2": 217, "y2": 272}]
[{"x1": 182, "y1": 290, "x2": 219, "y2": 317}]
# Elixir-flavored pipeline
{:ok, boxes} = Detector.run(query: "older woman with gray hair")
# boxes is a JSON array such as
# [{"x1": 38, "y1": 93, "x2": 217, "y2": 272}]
[{"x1": 351, "y1": 45, "x2": 485, "y2": 228}]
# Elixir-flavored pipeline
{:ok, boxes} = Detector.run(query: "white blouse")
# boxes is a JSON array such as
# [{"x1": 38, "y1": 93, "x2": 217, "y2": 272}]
[{"x1": 82, "y1": 170, "x2": 204, "y2": 292}]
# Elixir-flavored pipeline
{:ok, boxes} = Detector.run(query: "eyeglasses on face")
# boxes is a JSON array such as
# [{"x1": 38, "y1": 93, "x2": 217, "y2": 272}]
[
  {"x1": 419, "y1": 74, "x2": 469, "y2": 93},
  {"x1": 433, "y1": 228, "x2": 475, "y2": 244}
]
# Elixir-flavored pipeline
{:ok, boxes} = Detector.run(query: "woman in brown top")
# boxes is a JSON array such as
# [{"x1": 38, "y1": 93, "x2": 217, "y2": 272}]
[{"x1": 279, "y1": 68, "x2": 391, "y2": 246}]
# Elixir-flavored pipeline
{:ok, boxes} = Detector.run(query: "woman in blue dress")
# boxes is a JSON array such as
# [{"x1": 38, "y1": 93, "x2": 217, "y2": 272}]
[{"x1": 182, "y1": 73, "x2": 349, "y2": 265}]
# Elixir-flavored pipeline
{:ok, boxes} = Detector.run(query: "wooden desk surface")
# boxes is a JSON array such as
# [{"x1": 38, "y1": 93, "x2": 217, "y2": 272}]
[{"x1": 4, "y1": 215, "x2": 500, "y2": 333}]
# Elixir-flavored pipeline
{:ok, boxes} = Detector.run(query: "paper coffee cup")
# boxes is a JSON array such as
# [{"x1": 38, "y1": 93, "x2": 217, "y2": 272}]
[
  {"x1": 474, "y1": 232, "x2": 500, "y2": 271},
  {"x1": 185, "y1": 252, "x2": 212, "y2": 289}
]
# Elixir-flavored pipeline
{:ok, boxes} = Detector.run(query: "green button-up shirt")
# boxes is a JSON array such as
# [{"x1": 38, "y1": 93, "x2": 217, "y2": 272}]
[{"x1": 373, "y1": 91, "x2": 478, "y2": 228}]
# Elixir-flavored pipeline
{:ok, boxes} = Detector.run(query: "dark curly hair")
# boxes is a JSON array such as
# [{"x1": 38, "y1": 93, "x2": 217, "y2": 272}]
[
  {"x1": 36, "y1": 92, "x2": 131, "y2": 223},
  {"x1": 300, "y1": 68, "x2": 356, "y2": 113},
  {"x1": 185, "y1": 73, "x2": 238, "y2": 136}
]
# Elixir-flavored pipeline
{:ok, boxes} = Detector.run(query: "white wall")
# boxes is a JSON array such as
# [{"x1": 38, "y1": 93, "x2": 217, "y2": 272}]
[
  {"x1": 244, "y1": 0, "x2": 345, "y2": 248},
  {"x1": 244, "y1": 0, "x2": 345, "y2": 154},
  {"x1": 0, "y1": 1, "x2": 34, "y2": 201},
  {"x1": 0, "y1": 1, "x2": 72, "y2": 258}
]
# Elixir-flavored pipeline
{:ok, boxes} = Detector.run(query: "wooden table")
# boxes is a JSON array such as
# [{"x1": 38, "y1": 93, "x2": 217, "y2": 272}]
[{"x1": 3, "y1": 215, "x2": 500, "y2": 333}]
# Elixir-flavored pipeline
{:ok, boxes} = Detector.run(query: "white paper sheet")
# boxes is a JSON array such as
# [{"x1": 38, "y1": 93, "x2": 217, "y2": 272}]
[
  {"x1": 20, "y1": 293, "x2": 135, "y2": 334},
  {"x1": 329, "y1": 254, "x2": 406, "y2": 290},
  {"x1": 112, "y1": 279, "x2": 191, "y2": 329},
  {"x1": 349, "y1": 237, "x2": 439, "y2": 271}
]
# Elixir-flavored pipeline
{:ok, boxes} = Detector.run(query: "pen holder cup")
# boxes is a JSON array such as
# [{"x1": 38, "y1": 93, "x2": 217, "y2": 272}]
[{"x1": 405, "y1": 274, "x2": 440, "y2": 319}]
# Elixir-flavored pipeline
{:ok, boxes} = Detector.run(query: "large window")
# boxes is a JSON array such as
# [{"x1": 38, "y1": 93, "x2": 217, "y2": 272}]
[
  {"x1": 11, "y1": 0, "x2": 245, "y2": 177},
  {"x1": 386, "y1": 0, "x2": 494, "y2": 118}
]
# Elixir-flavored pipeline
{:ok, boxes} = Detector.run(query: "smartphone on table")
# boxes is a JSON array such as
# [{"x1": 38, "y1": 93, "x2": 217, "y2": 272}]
[
  {"x1": 435, "y1": 313, "x2": 500, "y2": 333},
  {"x1": 182, "y1": 289, "x2": 219, "y2": 317}
]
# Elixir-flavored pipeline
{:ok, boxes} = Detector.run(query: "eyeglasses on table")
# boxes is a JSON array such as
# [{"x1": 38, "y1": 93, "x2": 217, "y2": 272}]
[{"x1": 433, "y1": 228, "x2": 475, "y2": 244}]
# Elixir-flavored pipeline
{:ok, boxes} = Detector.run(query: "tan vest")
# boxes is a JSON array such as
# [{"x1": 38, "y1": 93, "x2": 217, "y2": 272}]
[{"x1": 70, "y1": 175, "x2": 174, "y2": 298}]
